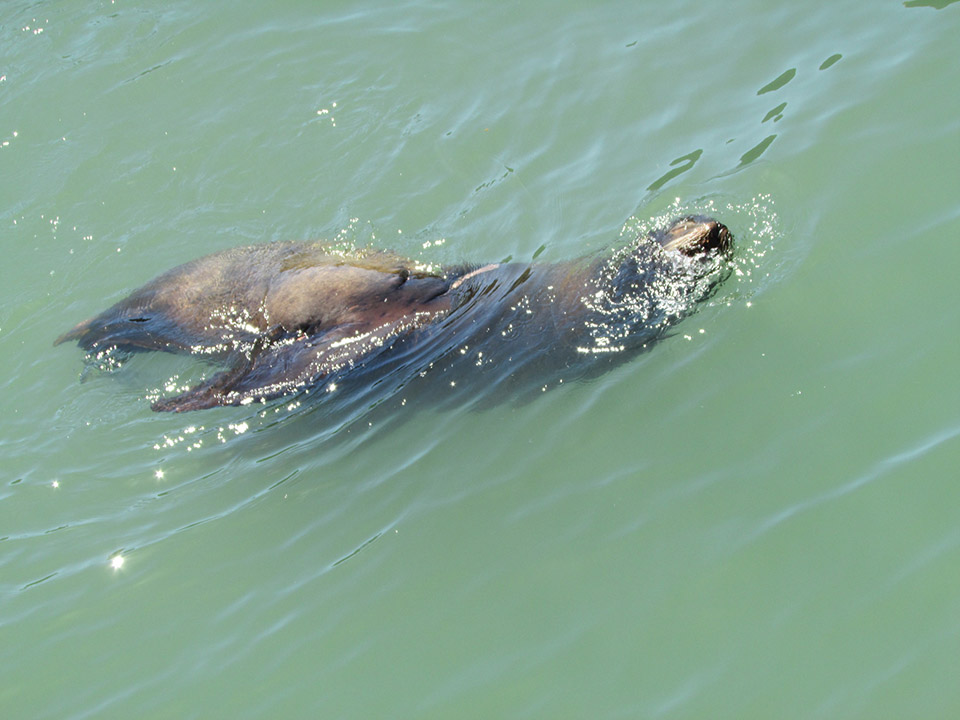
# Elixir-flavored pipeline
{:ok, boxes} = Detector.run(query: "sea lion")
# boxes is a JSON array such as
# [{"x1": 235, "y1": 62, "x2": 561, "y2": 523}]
[{"x1": 57, "y1": 215, "x2": 732, "y2": 412}]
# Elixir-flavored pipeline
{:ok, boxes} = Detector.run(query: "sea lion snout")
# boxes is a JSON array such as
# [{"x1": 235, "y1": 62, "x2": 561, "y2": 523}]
[{"x1": 655, "y1": 215, "x2": 732, "y2": 256}]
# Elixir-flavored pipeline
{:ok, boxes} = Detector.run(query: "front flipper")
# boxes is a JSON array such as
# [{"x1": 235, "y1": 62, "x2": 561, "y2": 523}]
[{"x1": 150, "y1": 317, "x2": 430, "y2": 412}]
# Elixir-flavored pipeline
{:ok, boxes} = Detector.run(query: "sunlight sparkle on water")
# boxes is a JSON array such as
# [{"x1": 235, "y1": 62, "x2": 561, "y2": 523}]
[{"x1": 110, "y1": 555, "x2": 124, "y2": 570}]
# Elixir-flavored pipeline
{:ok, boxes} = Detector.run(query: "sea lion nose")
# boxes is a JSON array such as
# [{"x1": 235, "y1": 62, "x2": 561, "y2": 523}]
[
  {"x1": 701, "y1": 220, "x2": 733, "y2": 255},
  {"x1": 657, "y1": 216, "x2": 733, "y2": 256}
]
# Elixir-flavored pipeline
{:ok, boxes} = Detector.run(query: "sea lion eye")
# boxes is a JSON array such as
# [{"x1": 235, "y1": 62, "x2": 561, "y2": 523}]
[{"x1": 128, "y1": 317, "x2": 149, "y2": 323}]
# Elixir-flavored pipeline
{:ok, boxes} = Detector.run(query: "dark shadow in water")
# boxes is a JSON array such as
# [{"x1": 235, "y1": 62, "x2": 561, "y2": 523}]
[
  {"x1": 904, "y1": 0, "x2": 958, "y2": 9},
  {"x1": 647, "y1": 149, "x2": 703, "y2": 192},
  {"x1": 762, "y1": 103, "x2": 787, "y2": 124},
  {"x1": 819, "y1": 54, "x2": 842, "y2": 71},
  {"x1": 738, "y1": 135, "x2": 776, "y2": 167},
  {"x1": 757, "y1": 68, "x2": 796, "y2": 95}
]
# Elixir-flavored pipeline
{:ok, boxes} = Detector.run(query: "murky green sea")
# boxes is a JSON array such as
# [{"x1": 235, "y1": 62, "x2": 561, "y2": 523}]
[{"x1": 3, "y1": 1, "x2": 960, "y2": 717}]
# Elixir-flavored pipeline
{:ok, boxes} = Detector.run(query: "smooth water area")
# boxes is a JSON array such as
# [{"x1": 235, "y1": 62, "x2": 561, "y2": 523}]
[{"x1": 3, "y1": 1, "x2": 960, "y2": 717}]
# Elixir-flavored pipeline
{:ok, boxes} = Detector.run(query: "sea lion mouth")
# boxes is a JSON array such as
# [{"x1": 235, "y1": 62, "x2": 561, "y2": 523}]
[{"x1": 655, "y1": 215, "x2": 732, "y2": 256}]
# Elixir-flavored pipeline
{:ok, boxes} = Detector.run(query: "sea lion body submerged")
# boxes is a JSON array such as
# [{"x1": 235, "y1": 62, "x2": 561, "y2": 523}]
[{"x1": 57, "y1": 216, "x2": 732, "y2": 412}]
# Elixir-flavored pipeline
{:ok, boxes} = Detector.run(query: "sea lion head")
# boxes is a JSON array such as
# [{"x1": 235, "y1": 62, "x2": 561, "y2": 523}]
[
  {"x1": 652, "y1": 215, "x2": 732, "y2": 257},
  {"x1": 579, "y1": 214, "x2": 733, "y2": 354}
]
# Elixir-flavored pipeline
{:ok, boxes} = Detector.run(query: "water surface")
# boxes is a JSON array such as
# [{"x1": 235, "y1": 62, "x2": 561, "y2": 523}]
[{"x1": 3, "y1": 1, "x2": 960, "y2": 717}]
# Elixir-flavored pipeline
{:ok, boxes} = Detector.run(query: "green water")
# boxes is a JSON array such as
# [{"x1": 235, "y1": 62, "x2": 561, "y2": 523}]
[{"x1": 3, "y1": 1, "x2": 960, "y2": 717}]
